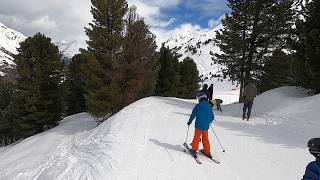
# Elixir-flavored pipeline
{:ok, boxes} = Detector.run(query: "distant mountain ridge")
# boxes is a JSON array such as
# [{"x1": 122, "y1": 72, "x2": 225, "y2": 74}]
[
  {"x1": 54, "y1": 40, "x2": 87, "y2": 58},
  {"x1": 163, "y1": 24, "x2": 223, "y2": 79},
  {"x1": 0, "y1": 22, "x2": 86, "y2": 79},
  {"x1": 0, "y1": 22, "x2": 26, "y2": 79},
  {"x1": 163, "y1": 24, "x2": 238, "y2": 91}
]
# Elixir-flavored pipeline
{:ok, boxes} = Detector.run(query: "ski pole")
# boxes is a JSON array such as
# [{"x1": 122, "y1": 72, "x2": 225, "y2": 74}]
[
  {"x1": 210, "y1": 125, "x2": 226, "y2": 152},
  {"x1": 185, "y1": 125, "x2": 190, "y2": 143}
]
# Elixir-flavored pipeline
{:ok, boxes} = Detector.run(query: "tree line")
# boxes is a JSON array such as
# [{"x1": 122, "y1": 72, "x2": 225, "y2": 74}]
[
  {"x1": 213, "y1": 0, "x2": 320, "y2": 100},
  {"x1": 0, "y1": 1, "x2": 199, "y2": 146}
]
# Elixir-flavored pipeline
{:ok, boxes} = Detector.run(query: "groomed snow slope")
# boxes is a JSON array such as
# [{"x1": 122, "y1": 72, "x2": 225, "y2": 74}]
[{"x1": 0, "y1": 87, "x2": 318, "y2": 180}]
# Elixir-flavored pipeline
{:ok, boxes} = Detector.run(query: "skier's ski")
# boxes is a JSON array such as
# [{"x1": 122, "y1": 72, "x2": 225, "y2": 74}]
[
  {"x1": 183, "y1": 143, "x2": 202, "y2": 164},
  {"x1": 199, "y1": 149, "x2": 220, "y2": 164}
]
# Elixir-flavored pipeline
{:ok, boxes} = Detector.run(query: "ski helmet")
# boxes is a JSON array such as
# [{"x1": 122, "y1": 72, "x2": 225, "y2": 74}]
[
  {"x1": 307, "y1": 138, "x2": 320, "y2": 159},
  {"x1": 197, "y1": 92, "x2": 207, "y2": 102}
]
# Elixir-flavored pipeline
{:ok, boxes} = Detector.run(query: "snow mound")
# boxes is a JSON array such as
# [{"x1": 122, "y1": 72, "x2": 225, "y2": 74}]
[{"x1": 0, "y1": 87, "x2": 318, "y2": 180}]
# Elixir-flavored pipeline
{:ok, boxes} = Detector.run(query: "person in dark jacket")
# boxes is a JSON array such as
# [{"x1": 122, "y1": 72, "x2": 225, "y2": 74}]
[
  {"x1": 242, "y1": 80, "x2": 257, "y2": 121},
  {"x1": 215, "y1": 99, "x2": 223, "y2": 111},
  {"x1": 187, "y1": 92, "x2": 215, "y2": 158},
  {"x1": 208, "y1": 84, "x2": 214, "y2": 107},
  {"x1": 199, "y1": 84, "x2": 210, "y2": 101},
  {"x1": 302, "y1": 138, "x2": 320, "y2": 180}
]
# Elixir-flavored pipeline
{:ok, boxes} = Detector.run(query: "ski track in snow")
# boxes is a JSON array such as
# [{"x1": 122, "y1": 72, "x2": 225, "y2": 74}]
[{"x1": 0, "y1": 87, "x2": 318, "y2": 180}]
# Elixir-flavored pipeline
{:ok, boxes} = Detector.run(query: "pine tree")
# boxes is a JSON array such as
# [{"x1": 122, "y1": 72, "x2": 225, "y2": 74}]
[
  {"x1": 65, "y1": 54, "x2": 87, "y2": 115},
  {"x1": 14, "y1": 33, "x2": 63, "y2": 137},
  {"x1": 178, "y1": 57, "x2": 200, "y2": 99},
  {"x1": 83, "y1": 0, "x2": 128, "y2": 118},
  {"x1": 259, "y1": 50, "x2": 295, "y2": 92},
  {"x1": 0, "y1": 80, "x2": 16, "y2": 144},
  {"x1": 155, "y1": 45, "x2": 180, "y2": 97},
  {"x1": 294, "y1": 0, "x2": 320, "y2": 93},
  {"x1": 118, "y1": 6, "x2": 158, "y2": 106},
  {"x1": 213, "y1": 0, "x2": 294, "y2": 100}
]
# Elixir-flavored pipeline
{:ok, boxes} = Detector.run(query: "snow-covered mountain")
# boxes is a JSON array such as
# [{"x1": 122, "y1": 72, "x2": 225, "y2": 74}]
[
  {"x1": 0, "y1": 21, "x2": 87, "y2": 78},
  {"x1": 0, "y1": 86, "x2": 317, "y2": 179},
  {"x1": 163, "y1": 24, "x2": 238, "y2": 92},
  {"x1": 0, "y1": 22, "x2": 27, "y2": 78},
  {"x1": 164, "y1": 24, "x2": 222, "y2": 77},
  {"x1": 54, "y1": 40, "x2": 87, "y2": 58}
]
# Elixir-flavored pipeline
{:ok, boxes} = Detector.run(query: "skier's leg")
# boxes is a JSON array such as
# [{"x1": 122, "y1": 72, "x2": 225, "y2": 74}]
[
  {"x1": 243, "y1": 101, "x2": 248, "y2": 119},
  {"x1": 247, "y1": 101, "x2": 253, "y2": 120},
  {"x1": 202, "y1": 130, "x2": 210, "y2": 155},
  {"x1": 217, "y1": 103, "x2": 222, "y2": 111},
  {"x1": 192, "y1": 128, "x2": 201, "y2": 151}
]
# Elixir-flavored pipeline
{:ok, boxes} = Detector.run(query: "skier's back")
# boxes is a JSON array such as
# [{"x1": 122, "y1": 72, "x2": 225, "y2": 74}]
[
  {"x1": 187, "y1": 92, "x2": 214, "y2": 158},
  {"x1": 242, "y1": 80, "x2": 257, "y2": 121}
]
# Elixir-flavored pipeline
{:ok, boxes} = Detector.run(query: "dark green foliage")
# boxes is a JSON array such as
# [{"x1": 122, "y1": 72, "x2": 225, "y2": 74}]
[
  {"x1": 119, "y1": 6, "x2": 158, "y2": 106},
  {"x1": 294, "y1": 0, "x2": 320, "y2": 93},
  {"x1": 259, "y1": 51, "x2": 295, "y2": 92},
  {"x1": 178, "y1": 57, "x2": 200, "y2": 99},
  {"x1": 65, "y1": 54, "x2": 87, "y2": 115},
  {"x1": 83, "y1": 54, "x2": 122, "y2": 118},
  {"x1": 155, "y1": 45, "x2": 180, "y2": 97},
  {"x1": 14, "y1": 33, "x2": 63, "y2": 137},
  {"x1": 0, "y1": 80, "x2": 17, "y2": 142},
  {"x1": 213, "y1": 0, "x2": 294, "y2": 100},
  {"x1": 83, "y1": 0, "x2": 128, "y2": 118},
  {"x1": 155, "y1": 46, "x2": 200, "y2": 98}
]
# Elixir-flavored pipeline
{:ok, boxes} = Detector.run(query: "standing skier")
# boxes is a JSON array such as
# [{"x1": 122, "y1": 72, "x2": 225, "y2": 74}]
[
  {"x1": 208, "y1": 84, "x2": 214, "y2": 107},
  {"x1": 242, "y1": 80, "x2": 257, "y2": 121},
  {"x1": 200, "y1": 84, "x2": 210, "y2": 101},
  {"x1": 302, "y1": 138, "x2": 320, "y2": 180},
  {"x1": 187, "y1": 92, "x2": 215, "y2": 158}
]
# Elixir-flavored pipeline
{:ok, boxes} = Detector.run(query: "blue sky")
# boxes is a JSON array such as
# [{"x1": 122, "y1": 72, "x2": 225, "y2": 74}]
[
  {"x1": 0, "y1": 0, "x2": 230, "y2": 43},
  {"x1": 131, "y1": 0, "x2": 230, "y2": 43},
  {"x1": 158, "y1": 0, "x2": 229, "y2": 29}
]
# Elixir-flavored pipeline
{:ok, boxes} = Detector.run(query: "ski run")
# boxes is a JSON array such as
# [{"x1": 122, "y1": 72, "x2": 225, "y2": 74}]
[{"x1": 0, "y1": 86, "x2": 319, "y2": 180}]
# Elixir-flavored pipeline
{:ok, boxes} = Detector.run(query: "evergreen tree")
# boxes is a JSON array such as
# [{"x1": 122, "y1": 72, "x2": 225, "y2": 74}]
[
  {"x1": 259, "y1": 50, "x2": 295, "y2": 92},
  {"x1": 0, "y1": 80, "x2": 16, "y2": 144},
  {"x1": 213, "y1": 0, "x2": 294, "y2": 100},
  {"x1": 155, "y1": 45, "x2": 180, "y2": 97},
  {"x1": 83, "y1": 0, "x2": 128, "y2": 118},
  {"x1": 294, "y1": 0, "x2": 320, "y2": 93},
  {"x1": 15, "y1": 33, "x2": 63, "y2": 137},
  {"x1": 178, "y1": 57, "x2": 200, "y2": 99},
  {"x1": 119, "y1": 6, "x2": 158, "y2": 106},
  {"x1": 65, "y1": 54, "x2": 87, "y2": 115}
]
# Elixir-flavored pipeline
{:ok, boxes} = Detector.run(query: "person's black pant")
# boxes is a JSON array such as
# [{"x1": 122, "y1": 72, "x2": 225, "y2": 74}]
[
  {"x1": 217, "y1": 103, "x2": 222, "y2": 111},
  {"x1": 243, "y1": 100, "x2": 253, "y2": 119}
]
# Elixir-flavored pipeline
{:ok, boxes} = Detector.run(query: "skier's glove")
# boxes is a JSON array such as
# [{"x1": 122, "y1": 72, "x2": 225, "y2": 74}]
[{"x1": 187, "y1": 121, "x2": 191, "y2": 126}]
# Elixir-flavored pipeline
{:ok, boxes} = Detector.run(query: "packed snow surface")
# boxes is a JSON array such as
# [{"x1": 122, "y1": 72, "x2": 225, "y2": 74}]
[{"x1": 0, "y1": 86, "x2": 318, "y2": 180}]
